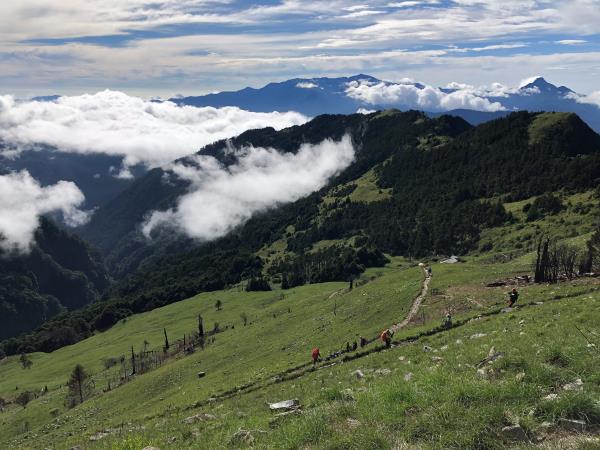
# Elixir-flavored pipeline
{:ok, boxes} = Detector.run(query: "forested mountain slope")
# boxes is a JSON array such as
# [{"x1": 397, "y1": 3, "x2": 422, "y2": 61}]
[{"x1": 0, "y1": 218, "x2": 110, "y2": 341}]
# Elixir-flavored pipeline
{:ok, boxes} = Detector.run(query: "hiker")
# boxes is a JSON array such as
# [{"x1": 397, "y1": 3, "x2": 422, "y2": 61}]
[
  {"x1": 359, "y1": 336, "x2": 368, "y2": 348},
  {"x1": 311, "y1": 347, "x2": 321, "y2": 365},
  {"x1": 352, "y1": 341, "x2": 358, "y2": 351},
  {"x1": 427, "y1": 266, "x2": 432, "y2": 276},
  {"x1": 442, "y1": 313, "x2": 452, "y2": 330},
  {"x1": 508, "y1": 288, "x2": 519, "y2": 307},
  {"x1": 380, "y1": 329, "x2": 393, "y2": 348}
]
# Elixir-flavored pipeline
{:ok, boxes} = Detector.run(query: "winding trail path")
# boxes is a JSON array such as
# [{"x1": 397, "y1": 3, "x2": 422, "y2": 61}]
[{"x1": 390, "y1": 267, "x2": 431, "y2": 333}]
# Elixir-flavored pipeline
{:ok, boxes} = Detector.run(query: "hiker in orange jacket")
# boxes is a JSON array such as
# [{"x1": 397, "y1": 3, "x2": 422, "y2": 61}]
[
  {"x1": 380, "y1": 329, "x2": 393, "y2": 348},
  {"x1": 311, "y1": 347, "x2": 321, "y2": 365}
]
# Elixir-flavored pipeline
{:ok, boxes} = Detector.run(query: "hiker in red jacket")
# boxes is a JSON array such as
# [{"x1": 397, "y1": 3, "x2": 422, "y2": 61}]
[
  {"x1": 311, "y1": 347, "x2": 321, "y2": 365},
  {"x1": 380, "y1": 329, "x2": 393, "y2": 348}
]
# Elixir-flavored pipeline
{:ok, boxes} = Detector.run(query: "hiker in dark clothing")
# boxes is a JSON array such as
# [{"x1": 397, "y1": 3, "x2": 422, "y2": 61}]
[
  {"x1": 359, "y1": 336, "x2": 368, "y2": 348},
  {"x1": 508, "y1": 288, "x2": 519, "y2": 307},
  {"x1": 351, "y1": 341, "x2": 357, "y2": 351},
  {"x1": 442, "y1": 313, "x2": 452, "y2": 330},
  {"x1": 427, "y1": 266, "x2": 432, "y2": 276}
]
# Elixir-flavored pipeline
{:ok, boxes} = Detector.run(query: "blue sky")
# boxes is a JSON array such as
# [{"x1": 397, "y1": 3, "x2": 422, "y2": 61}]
[{"x1": 1, "y1": 0, "x2": 600, "y2": 97}]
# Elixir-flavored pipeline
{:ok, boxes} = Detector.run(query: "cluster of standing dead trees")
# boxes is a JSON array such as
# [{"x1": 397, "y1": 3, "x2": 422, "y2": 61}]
[{"x1": 534, "y1": 227, "x2": 600, "y2": 283}]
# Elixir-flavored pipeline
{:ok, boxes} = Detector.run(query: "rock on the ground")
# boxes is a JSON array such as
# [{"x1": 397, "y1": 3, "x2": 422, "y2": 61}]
[
  {"x1": 515, "y1": 372, "x2": 525, "y2": 382},
  {"x1": 501, "y1": 425, "x2": 529, "y2": 442},
  {"x1": 470, "y1": 333, "x2": 487, "y2": 339},
  {"x1": 230, "y1": 428, "x2": 255, "y2": 445},
  {"x1": 89, "y1": 431, "x2": 112, "y2": 441},
  {"x1": 352, "y1": 370, "x2": 365, "y2": 379},
  {"x1": 431, "y1": 356, "x2": 444, "y2": 363},
  {"x1": 142, "y1": 447, "x2": 161, "y2": 450},
  {"x1": 559, "y1": 418, "x2": 586, "y2": 432},
  {"x1": 562, "y1": 379, "x2": 583, "y2": 391},
  {"x1": 543, "y1": 393, "x2": 559, "y2": 401},
  {"x1": 375, "y1": 368, "x2": 392, "y2": 376},
  {"x1": 269, "y1": 399, "x2": 300, "y2": 411},
  {"x1": 404, "y1": 372, "x2": 413, "y2": 381},
  {"x1": 423, "y1": 345, "x2": 432, "y2": 352},
  {"x1": 197, "y1": 372, "x2": 206, "y2": 379}
]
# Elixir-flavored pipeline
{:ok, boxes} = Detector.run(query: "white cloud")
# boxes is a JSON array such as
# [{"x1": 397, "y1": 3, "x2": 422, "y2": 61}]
[
  {"x1": 567, "y1": 91, "x2": 600, "y2": 107},
  {"x1": 340, "y1": 9, "x2": 385, "y2": 18},
  {"x1": 0, "y1": 170, "x2": 88, "y2": 253},
  {"x1": 518, "y1": 75, "x2": 543, "y2": 88},
  {"x1": 357, "y1": 107, "x2": 376, "y2": 114},
  {"x1": 296, "y1": 81, "x2": 319, "y2": 89},
  {"x1": 387, "y1": 1, "x2": 431, "y2": 7},
  {"x1": 555, "y1": 39, "x2": 587, "y2": 45},
  {"x1": 345, "y1": 80, "x2": 505, "y2": 111},
  {"x1": 143, "y1": 135, "x2": 355, "y2": 241},
  {"x1": 0, "y1": 90, "x2": 309, "y2": 172}
]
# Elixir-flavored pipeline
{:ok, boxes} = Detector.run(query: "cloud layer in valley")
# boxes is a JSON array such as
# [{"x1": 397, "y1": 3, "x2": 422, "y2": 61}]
[
  {"x1": 0, "y1": 91, "x2": 309, "y2": 175},
  {"x1": 345, "y1": 80, "x2": 505, "y2": 111},
  {"x1": 143, "y1": 135, "x2": 355, "y2": 241},
  {"x1": 0, "y1": 170, "x2": 88, "y2": 253}
]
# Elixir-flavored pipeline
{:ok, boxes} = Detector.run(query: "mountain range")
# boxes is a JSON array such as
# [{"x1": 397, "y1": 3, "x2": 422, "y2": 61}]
[{"x1": 171, "y1": 75, "x2": 600, "y2": 132}]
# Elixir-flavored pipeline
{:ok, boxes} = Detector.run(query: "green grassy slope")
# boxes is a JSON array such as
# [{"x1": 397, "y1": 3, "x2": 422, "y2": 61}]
[
  {"x1": 0, "y1": 262, "x2": 422, "y2": 448},
  {"x1": 2, "y1": 189, "x2": 600, "y2": 449}
]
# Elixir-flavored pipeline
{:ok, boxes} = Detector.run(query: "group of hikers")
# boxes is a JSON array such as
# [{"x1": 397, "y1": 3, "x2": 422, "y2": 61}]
[{"x1": 310, "y1": 262, "x2": 520, "y2": 366}]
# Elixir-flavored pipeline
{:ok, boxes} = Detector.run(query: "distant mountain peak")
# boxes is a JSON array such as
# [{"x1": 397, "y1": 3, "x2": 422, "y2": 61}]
[{"x1": 519, "y1": 76, "x2": 572, "y2": 94}]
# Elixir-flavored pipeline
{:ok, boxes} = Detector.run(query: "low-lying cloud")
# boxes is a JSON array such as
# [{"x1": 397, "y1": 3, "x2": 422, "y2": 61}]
[
  {"x1": 345, "y1": 80, "x2": 505, "y2": 112},
  {"x1": 0, "y1": 170, "x2": 89, "y2": 253},
  {"x1": 143, "y1": 135, "x2": 355, "y2": 241},
  {"x1": 0, "y1": 91, "x2": 309, "y2": 175},
  {"x1": 569, "y1": 91, "x2": 600, "y2": 108}
]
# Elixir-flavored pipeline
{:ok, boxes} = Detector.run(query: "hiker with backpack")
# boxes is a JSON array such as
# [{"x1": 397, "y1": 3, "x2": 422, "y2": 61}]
[{"x1": 380, "y1": 329, "x2": 393, "y2": 348}]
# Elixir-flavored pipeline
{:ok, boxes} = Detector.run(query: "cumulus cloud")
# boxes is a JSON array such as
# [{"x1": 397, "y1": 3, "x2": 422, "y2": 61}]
[
  {"x1": 345, "y1": 80, "x2": 505, "y2": 112},
  {"x1": 0, "y1": 170, "x2": 89, "y2": 253},
  {"x1": 143, "y1": 135, "x2": 355, "y2": 241},
  {"x1": 0, "y1": 91, "x2": 308, "y2": 173}
]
